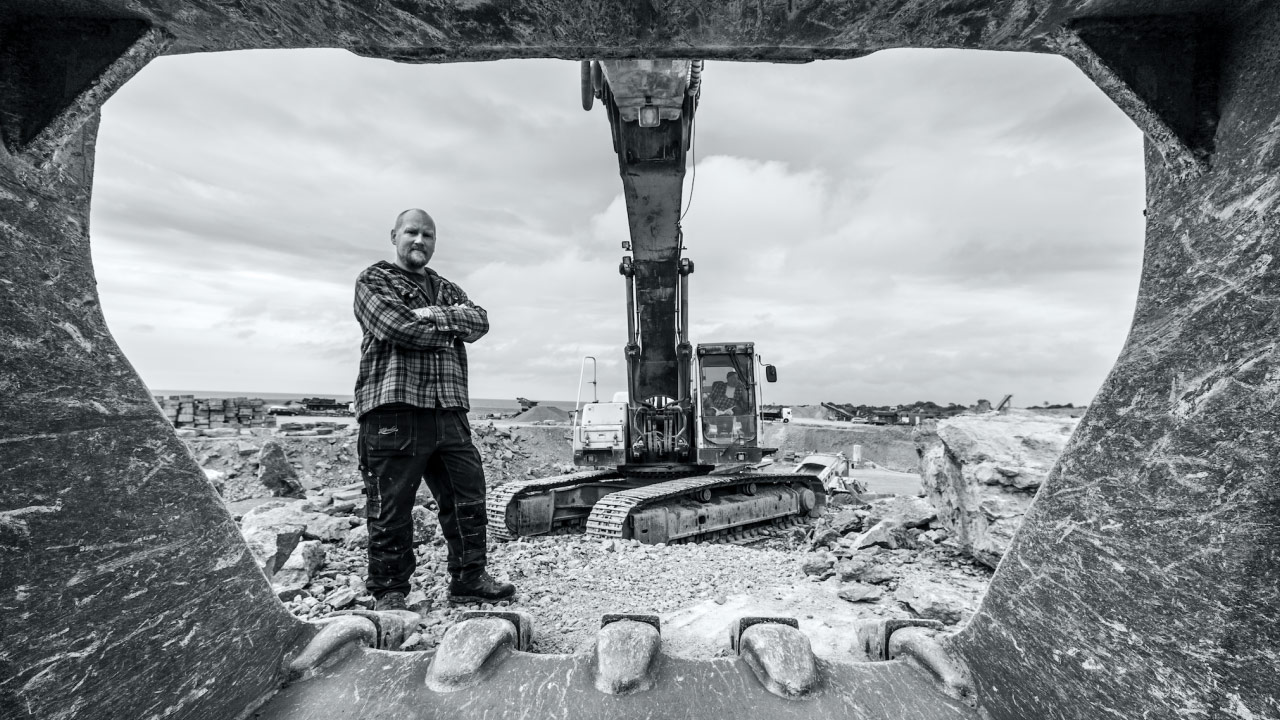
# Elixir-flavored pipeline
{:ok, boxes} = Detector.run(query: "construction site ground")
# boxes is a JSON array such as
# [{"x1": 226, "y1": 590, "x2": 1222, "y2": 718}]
[{"x1": 192, "y1": 416, "x2": 989, "y2": 662}]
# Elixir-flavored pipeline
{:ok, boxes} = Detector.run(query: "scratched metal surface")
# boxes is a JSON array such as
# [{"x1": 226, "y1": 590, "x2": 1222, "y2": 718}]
[{"x1": 952, "y1": 4, "x2": 1280, "y2": 718}]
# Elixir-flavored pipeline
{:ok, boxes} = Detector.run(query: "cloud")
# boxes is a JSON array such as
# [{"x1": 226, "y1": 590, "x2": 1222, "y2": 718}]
[{"x1": 90, "y1": 48, "x2": 1145, "y2": 405}]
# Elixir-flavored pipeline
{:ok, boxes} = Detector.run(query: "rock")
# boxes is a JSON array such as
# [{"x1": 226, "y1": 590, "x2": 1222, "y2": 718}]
[
  {"x1": 837, "y1": 555, "x2": 896, "y2": 585},
  {"x1": 400, "y1": 632, "x2": 425, "y2": 650},
  {"x1": 344, "y1": 524, "x2": 369, "y2": 550},
  {"x1": 242, "y1": 500, "x2": 352, "y2": 543},
  {"x1": 175, "y1": 429, "x2": 199, "y2": 438},
  {"x1": 852, "y1": 520, "x2": 911, "y2": 550},
  {"x1": 893, "y1": 577, "x2": 972, "y2": 625},
  {"x1": 204, "y1": 428, "x2": 239, "y2": 438},
  {"x1": 838, "y1": 583, "x2": 883, "y2": 603},
  {"x1": 406, "y1": 589, "x2": 432, "y2": 613},
  {"x1": 202, "y1": 467, "x2": 226, "y2": 496},
  {"x1": 237, "y1": 440, "x2": 260, "y2": 456},
  {"x1": 242, "y1": 523, "x2": 303, "y2": 578},
  {"x1": 272, "y1": 540, "x2": 326, "y2": 594},
  {"x1": 810, "y1": 527, "x2": 841, "y2": 549},
  {"x1": 916, "y1": 411, "x2": 1078, "y2": 568},
  {"x1": 326, "y1": 586, "x2": 357, "y2": 609},
  {"x1": 411, "y1": 505, "x2": 437, "y2": 545},
  {"x1": 327, "y1": 500, "x2": 358, "y2": 516},
  {"x1": 301, "y1": 495, "x2": 333, "y2": 512},
  {"x1": 800, "y1": 551, "x2": 836, "y2": 577},
  {"x1": 863, "y1": 496, "x2": 935, "y2": 529},
  {"x1": 835, "y1": 557, "x2": 870, "y2": 582},
  {"x1": 257, "y1": 441, "x2": 305, "y2": 498},
  {"x1": 829, "y1": 508, "x2": 864, "y2": 535}
]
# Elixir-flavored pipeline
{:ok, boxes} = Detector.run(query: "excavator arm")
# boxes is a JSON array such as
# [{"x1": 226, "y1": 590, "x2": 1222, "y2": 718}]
[{"x1": 590, "y1": 59, "x2": 703, "y2": 467}]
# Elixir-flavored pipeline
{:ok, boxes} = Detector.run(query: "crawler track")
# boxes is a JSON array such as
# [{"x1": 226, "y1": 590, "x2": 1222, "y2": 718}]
[
  {"x1": 586, "y1": 473, "x2": 822, "y2": 542},
  {"x1": 487, "y1": 469, "x2": 622, "y2": 540}
]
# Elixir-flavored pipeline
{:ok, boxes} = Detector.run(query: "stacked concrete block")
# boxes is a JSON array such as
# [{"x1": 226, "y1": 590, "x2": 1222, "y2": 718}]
[{"x1": 153, "y1": 395, "x2": 277, "y2": 434}]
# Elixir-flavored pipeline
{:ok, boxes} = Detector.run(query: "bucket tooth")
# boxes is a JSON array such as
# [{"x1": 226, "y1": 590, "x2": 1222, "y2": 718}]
[
  {"x1": 731, "y1": 617, "x2": 817, "y2": 699},
  {"x1": 888, "y1": 626, "x2": 977, "y2": 707},
  {"x1": 335, "y1": 607, "x2": 421, "y2": 649},
  {"x1": 287, "y1": 615, "x2": 377, "y2": 682},
  {"x1": 855, "y1": 618, "x2": 943, "y2": 662},
  {"x1": 594, "y1": 614, "x2": 662, "y2": 695},
  {"x1": 425, "y1": 611, "x2": 531, "y2": 692}
]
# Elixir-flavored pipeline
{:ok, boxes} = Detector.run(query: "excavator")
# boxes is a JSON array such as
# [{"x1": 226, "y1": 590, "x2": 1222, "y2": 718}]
[{"x1": 486, "y1": 60, "x2": 824, "y2": 545}]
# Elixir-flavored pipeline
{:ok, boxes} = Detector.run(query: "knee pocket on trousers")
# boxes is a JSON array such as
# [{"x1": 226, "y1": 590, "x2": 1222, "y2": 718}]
[{"x1": 362, "y1": 469, "x2": 382, "y2": 519}]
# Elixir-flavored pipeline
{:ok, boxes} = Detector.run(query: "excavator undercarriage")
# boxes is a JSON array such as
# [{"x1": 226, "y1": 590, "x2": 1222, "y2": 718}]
[{"x1": 487, "y1": 60, "x2": 824, "y2": 545}]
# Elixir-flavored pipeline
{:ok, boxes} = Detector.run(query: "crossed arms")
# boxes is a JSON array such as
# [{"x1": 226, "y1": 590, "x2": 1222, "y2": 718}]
[{"x1": 354, "y1": 271, "x2": 489, "y2": 350}]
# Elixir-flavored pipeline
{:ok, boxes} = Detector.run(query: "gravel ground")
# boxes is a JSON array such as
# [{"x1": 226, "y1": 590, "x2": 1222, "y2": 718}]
[
  {"x1": 288, "y1": 517, "x2": 992, "y2": 660},
  {"x1": 209, "y1": 428, "x2": 991, "y2": 661}
]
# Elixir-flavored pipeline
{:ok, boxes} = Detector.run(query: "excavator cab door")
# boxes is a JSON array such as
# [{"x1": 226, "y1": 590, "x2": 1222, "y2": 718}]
[{"x1": 694, "y1": 343, "x2": 766, "y2": 465}]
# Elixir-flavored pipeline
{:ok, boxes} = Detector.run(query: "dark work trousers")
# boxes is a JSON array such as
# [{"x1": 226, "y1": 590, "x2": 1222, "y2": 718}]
[{"x1": 358, "y1": 404, "x2": 487, "y2": 598}]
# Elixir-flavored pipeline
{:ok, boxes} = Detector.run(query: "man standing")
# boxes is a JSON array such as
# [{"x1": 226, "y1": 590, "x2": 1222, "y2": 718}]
[{"x1": 353, "y1": 208, "x2": 515, "y2": 611}]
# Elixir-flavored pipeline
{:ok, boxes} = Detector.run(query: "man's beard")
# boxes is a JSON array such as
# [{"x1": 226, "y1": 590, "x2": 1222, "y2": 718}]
[{"x1": 401, "y1": 247, "x2": 428, "y2": 268}]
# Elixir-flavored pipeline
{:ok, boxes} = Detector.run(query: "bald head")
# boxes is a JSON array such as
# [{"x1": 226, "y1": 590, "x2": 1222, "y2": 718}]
[{"x1": 393, "y1": 208, "x2": 433, "y2": 233}]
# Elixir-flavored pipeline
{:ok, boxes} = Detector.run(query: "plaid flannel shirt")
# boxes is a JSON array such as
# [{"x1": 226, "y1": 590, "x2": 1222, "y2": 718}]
[
  {"x1": 353, "y1": 261, "x2": 488, "y2": 418},
  {"x1": 706, "y1": 381, "x2": 735, "y2": 413}
]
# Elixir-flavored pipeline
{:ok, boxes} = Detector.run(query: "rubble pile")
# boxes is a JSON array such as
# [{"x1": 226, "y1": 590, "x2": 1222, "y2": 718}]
[
  {"x1": 232, "y1": 471, "x2": 992, "y2": 657},
  {"x1": 795, "y1": 494, "x2": 989, "y2": 626},
  {"x1": 914, "y1": 410, "x2": 1079, "y2": 568},
  {"x1": 469, "y1": 422, "x2": 575, "y2": 485}
]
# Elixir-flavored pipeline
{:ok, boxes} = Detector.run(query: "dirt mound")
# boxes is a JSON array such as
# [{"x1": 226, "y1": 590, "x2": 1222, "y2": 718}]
[{"x1": 512, "y1": 405, "x2": 571, "y2": 423}]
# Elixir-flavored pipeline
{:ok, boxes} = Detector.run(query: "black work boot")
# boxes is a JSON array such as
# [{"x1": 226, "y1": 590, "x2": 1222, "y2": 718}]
[
  {"x1": 374, "y1": 591, "x2": 407, "y2": 611},
  {"x1": 448, "y1": 571, "x2": 515, "y2": 604}
]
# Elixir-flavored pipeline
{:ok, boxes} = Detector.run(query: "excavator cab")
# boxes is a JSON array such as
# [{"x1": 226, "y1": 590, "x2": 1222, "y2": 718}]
[{"x1": 695, "y1": 343, "x2": 769, "y2": 464}]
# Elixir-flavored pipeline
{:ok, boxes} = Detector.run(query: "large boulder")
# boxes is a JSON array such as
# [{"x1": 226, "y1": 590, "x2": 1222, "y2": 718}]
[
  {"x1": 257, "y1": 441, "x2": 305, "y2": 498},
  {"x1": 916, "y1": 410, "x2": 1078, "y2": 568}
]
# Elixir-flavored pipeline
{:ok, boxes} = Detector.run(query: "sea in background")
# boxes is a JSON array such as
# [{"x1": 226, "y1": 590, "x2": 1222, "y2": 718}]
[{"x1": 149, "y1": 390, "x2": 578, "y2": 414}]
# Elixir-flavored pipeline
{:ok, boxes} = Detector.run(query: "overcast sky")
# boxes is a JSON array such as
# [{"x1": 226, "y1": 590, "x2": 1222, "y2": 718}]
[{"x1": 90, "y1": 48, "x2": 1145, "y2": 406}]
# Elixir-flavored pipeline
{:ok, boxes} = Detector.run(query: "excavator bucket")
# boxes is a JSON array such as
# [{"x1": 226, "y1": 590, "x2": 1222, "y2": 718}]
[{"x1": 4, "y1": 3, "x2": 1279, "y2": 720}]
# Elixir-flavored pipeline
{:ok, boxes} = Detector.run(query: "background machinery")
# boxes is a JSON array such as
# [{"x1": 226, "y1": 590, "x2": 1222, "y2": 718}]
[{"x1": 487, "y1": 60, "x2": 824, "y2": 545}]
